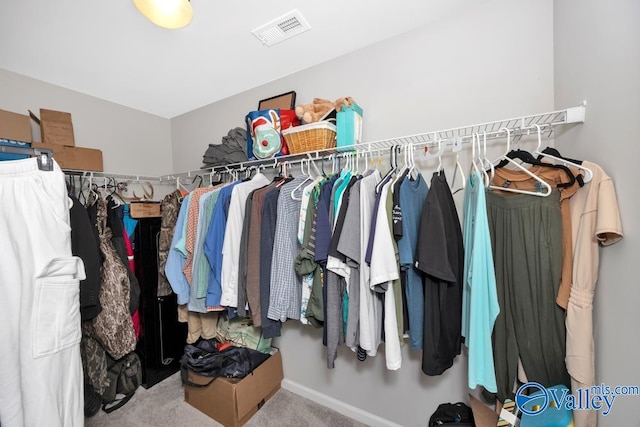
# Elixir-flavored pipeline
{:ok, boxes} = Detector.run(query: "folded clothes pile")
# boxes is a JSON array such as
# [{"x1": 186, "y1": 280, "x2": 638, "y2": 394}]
[{"x1": 202, "y1": 127, "x2": 247, "y2": 168}]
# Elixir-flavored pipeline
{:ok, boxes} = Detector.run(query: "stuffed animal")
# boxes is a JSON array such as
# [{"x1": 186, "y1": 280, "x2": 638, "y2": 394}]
[
  {"x1": 334, "y1": 96, "x2": 355, "y2": 112},
  {"x1": 295, "y1": 98, "x2": 335, "y2": 124}
]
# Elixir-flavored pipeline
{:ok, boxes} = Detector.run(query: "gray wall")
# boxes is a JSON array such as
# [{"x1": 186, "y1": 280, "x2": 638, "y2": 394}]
[
  {"x1": 554, "y1": 0, "x2": 640, "y2": 424},
  {"x1": 171, "y1": 0, "x2": 554, "y2": 425},
  {"x1": 0, "y1": 68, "x2": 173, "y2": 176}
]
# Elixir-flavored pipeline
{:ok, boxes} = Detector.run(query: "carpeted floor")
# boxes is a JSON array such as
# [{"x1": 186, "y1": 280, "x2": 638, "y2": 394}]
[{"x1": 85, "y1": 372, "x2": 369, "y2": 427}]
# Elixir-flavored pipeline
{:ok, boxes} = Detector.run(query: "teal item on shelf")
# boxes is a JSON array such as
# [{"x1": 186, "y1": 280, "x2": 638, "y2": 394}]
[
  {"x1": 0, "y1": 139, "x2": 31, "y2": 161},
  {"x1": 336, "y1": 102, "x2": 363, "y2": 152}
]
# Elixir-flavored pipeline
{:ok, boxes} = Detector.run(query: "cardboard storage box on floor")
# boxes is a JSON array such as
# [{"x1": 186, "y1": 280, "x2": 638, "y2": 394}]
[
  {"x1": 31, "y1": 141, "x2": 103, "y2": 171},
  {"x1": 184, "y1": 348, "x2": 283, "y2": 427}
]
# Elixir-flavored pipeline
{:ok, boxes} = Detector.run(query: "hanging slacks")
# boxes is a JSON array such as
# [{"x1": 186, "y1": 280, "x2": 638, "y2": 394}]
[
  {"x1": 486, "y1": 191, "x2": 570, "y2": 402},
  {"x1": 0, "y1": 158, "x2": 85, "y2": 427}
]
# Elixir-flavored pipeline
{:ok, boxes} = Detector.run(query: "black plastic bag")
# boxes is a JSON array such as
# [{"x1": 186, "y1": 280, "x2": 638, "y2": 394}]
[{"x1": 180, "y1": 339, "x2": 270, "y2": 388}]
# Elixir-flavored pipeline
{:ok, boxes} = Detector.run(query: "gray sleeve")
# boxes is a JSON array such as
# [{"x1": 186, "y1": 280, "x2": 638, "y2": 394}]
[
  {"x1": 337, "y1": 182, "x2": 361, "y2": 265},
  {"x1": 326, "y1": 271, "x2": 345, "y2": 369}
]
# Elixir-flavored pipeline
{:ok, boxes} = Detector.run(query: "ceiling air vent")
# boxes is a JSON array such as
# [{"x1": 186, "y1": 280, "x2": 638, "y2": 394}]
[{"x1": 251, "y1": 10, "x2": 311, "y2": 47}]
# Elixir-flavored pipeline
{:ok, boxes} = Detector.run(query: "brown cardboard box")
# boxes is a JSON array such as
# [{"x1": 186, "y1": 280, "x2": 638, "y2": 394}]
[
  {"x1": 31, "y1": 142, "x2": 103, "y2": 171},
  {"x1": 129, "y1": 202, "x2": 161, "y2": 218},
  {"x1": 184, "y1": 349, "x2": 283, "y2": 427},
  {"x1": 0, "y1": 109, "x2": 32, "y2": 142},
  {"x1": 29, "y1": 109, "x2": 75, "y2": 146},
  {"x1": 469, "y1": 394, "x2": 499, "y2": 427}
]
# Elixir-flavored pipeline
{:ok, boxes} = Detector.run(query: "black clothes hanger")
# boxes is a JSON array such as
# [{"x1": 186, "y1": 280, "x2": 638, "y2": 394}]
[
  {"x1": 537, "y1": 147, "x2": 585, "y2": 186},
  {"x1": 494, "y1": 149, "x2": 577, "y2": 188},
  {"x1": 538, "y1": 147, "x2": 583, "y2": 166},
  {"x1": 376, "y1": 145, "x2": 400, "y2": 193}
]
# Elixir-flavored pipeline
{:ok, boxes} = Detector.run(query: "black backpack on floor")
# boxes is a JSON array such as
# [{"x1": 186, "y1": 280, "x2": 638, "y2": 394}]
[
  {"x1": 101, "y1": 351, "x2": 142, "y2": 413},
  {"x1": 429, "y1": 402, "x2": 475, "y2": 426}
]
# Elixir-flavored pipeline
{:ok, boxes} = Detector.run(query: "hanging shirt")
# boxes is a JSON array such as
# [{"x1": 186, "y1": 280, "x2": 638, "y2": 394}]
[
  {"x1": 369, "y1": 179, "x2": 401, "y2": 370},
  {"x1": 268, "y1": 175, "x2": 309, "y2": 322},
  {"x1": 157, "y1": 190, "x2": 182, "y2": 297},
  {"x1": 204, "y1": 180, "x2": 241, "y2": 308},
  {"x1": 397, "y1": 173, "x2": 429, "y2": 350},
  {"x1": 260, "y1": 186, "x2": 283, "y2": 338},
  {"x1": 566, "y1": 161, "x2": 622, "y2": 427},
  {"x1": 337, "y1": 180, "x2": 362, "y2": 350},
  {"x1": 165, "y1": 194, "x2": 191, "y2": 305},
  {"x1": 183, "y1": 187, "x2": 216, "y2": 284},
  {"x1": 220, "y1": 173, "x2": 270, "y2": 308},
  {"x1": 462, "y1": 171, "x2": 499, "y2": 393},
  {"x1": 415, "y1": 171, "x2": 464, "y2": 376},
  {"x1": 243, "y1": 182, "x2": 278, "y2": 322},
  {"x1": 358, "y1": 170, "x2": 382, "y2": 356},
  {"x1": 192, "y1": 187, "x2": 223, "y2": 299}
]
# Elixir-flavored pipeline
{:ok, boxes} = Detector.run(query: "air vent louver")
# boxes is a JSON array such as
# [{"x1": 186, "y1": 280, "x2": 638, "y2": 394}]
[{"x1": 252, "y1": 10, "x2": 311, "y2": 47}]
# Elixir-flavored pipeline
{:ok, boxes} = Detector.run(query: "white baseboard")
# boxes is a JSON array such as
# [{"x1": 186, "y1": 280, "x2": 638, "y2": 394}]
[{"x1": 281, "y1": 379, "x2": 403, "y2": 427}]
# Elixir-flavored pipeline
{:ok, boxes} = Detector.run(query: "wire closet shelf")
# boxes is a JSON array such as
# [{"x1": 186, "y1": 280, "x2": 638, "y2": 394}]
[{"x1": 64, "y1": 103, "x2": 586, "y2": 184}]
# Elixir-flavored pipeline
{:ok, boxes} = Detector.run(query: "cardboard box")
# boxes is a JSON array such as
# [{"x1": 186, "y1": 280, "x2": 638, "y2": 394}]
[
  {"x1": 29, "y1": 109, "x2": 75, "y2": 146},
  {"x1": 129, "y1": 202, "x2": 161, "y2": 218},
  {"x1": 31, "y1": 142, "x2": 103, "y2": 171},
  {"x1": 469, "y1": 394, "x2": 499, "y2": 427},
  {"x1": 184, "y1": 349, "x2": 283, "y2": 427},
  {"x1": 0, "y1": 109, "x2": 32, "y2": 143}
]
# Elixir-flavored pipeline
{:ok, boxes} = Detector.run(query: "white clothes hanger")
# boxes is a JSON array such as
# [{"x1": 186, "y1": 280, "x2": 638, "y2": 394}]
[
  {"x1": 450, "y1": 149, "x2": 466, "y2": 194},
  {"x1": 471, "y1": 133, "x2": 490, "y2": 188},
  {"x1": 291, "y1": 159, "x2": 313, "y2": 201},
  {"x1": 530, "y1": 123, "x2": 593, "y2": 184},
  {"x1": 488, "y1": 127, "x2": 552, "y2": 197},
  {"x1": 483, "y1": 131, "x2": 494, "y2": 186}
]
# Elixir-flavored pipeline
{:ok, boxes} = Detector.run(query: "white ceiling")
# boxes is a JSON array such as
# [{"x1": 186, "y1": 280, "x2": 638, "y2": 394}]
[{"x1": 0, "y1": 1, "x2": 475, "y2": 119}]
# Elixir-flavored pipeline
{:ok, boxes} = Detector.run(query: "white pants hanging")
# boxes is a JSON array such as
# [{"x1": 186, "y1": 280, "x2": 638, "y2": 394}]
[{"x1": 0, "y1": 158, "x2": 84, "y2": 427}]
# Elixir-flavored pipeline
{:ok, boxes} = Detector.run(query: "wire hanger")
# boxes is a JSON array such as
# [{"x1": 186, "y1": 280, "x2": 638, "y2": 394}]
[
  {"x1": 488, "y1": 127, "x2": 552, "y2": 197},
  {"x1": 531, "y1": 123, "x2": 592, "y2": 184}
]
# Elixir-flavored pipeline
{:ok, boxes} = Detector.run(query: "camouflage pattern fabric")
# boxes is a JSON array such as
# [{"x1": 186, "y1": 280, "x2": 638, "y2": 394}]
[
  {"x1": 158, "y1": 190, "x2": 182, "y2": 296},
  {"x1": 92, "y1": 197, "x2": 137, "y2": 360}
]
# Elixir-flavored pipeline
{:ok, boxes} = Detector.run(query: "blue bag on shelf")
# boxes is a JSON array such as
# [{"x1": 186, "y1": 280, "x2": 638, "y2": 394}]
[{"x1": 0, "y1": 139, "x2": 31, "y2": 161}]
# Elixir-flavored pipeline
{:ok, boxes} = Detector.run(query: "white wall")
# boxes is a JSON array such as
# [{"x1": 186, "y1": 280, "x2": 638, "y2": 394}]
[
  {"x1": 0, "y1": 68, "x2": 173, "y2": 176},
  {"x1": 170, "y1": 0, "x2": 554, "y2": 175},
  {"x1": 554, "y1": 0, "x2": 640, "y2": 424},
  {"x1": 171, "y1": 0, "x2": 554, "y2": 425}
]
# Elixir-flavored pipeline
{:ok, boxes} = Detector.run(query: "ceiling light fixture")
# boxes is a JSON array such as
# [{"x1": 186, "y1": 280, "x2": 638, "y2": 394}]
[{"x1": 133, "y1": 0, "x2": 193, "y2": 30}]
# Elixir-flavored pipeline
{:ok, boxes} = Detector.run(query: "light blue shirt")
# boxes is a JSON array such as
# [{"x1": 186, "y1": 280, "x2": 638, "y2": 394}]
[
  {"x1": 192, "y1": 189, "x2": 221, "y2": 299},
  {"x1": 204, "y1": 180, "x2": 241, "y2": 307},
  {"x1": 462, "y1": 171, "x2": 499, "y2": 393},
  {"x1": 165, "y1": 194, "x2": 191, "y2": 305}
]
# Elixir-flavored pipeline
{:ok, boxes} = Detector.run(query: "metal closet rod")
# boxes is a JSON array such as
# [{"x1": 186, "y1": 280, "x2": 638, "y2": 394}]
[{"x1": 64, "y1": 102, "x2": 587, "y2": 183}]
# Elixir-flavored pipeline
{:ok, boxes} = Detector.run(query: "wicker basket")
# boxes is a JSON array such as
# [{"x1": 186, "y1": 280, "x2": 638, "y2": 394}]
[{"x1": 282, "y1": 121, "x2": 337, "y2": 155}]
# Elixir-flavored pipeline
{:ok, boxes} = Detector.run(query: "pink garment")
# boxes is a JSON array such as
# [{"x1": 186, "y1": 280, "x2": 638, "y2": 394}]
[{"x1": 123, "y1": 228, "x2": 141, "y2": 338}]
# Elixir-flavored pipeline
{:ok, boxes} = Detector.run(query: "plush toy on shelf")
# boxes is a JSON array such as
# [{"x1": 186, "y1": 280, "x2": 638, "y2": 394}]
[
  {"x1": 334, "y1": 96, "x2": 355, "y2": 112},
  {"x1": 295, "y1": 96, "x2": 357, "y2": 124},
  {"x1": 295, "y1": 98, "x2": 334, "y2": 124}
]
